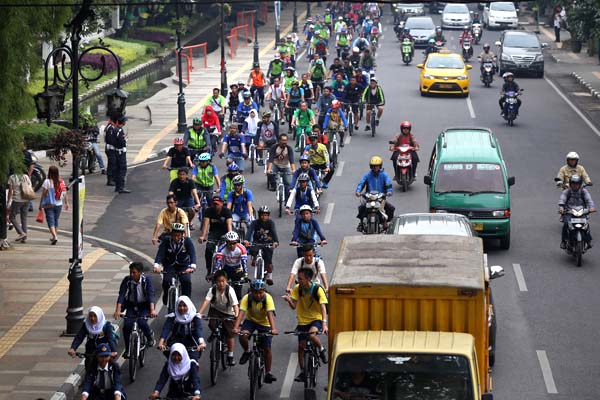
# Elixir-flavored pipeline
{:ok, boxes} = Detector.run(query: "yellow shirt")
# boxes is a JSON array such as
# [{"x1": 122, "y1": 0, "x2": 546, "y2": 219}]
[
  {"x1": 157, "y1": 207, "x2": 189, "y2": 232},
  {"x1": 240, "y1": 293, "x2": 275, "y2": 327},
  {"x1": 305, "y1": 143, "x2": 329, "y2": 166},
  {"x1": 290, "y1": 284, "x2": 327, "y2": 325}
]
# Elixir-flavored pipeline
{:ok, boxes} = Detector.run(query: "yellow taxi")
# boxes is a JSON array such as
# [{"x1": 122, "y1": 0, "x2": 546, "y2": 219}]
[{"x1": 417, "y1": 50, "x2": 472, "y2": 97}]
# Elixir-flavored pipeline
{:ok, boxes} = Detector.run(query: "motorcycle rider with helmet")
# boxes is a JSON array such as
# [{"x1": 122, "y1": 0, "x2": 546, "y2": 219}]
[
  {"x1": 559, "y1": 175, "x2": 596, "y2": 249},
  {"x1": 355, "y1": 156, "x2": 395, "y2": 232},
  {"x1": 478, "y1": 43, "x2": 497, "y2": 75},
  {"x1": 389, "y1": 121, "x2": 420, "y2": 180},
  {"x1": 433, "y1": 26, "x2": 446, "y2": 45},
  {"x1": 459, "y1": 26, "x2": 474, "y2": 45},
  {"x1": 398, "y1": 28, "x2": 414, "y2": 57},
  {"x1": 499, "y1": 72, "x2": 521, "y2": 115},
  {"x1": 424, "y1": 38, "x2": 438, "y2": 59},
  {"x1": 556, "y1": 152, "x2": 593, "y2": 188}
]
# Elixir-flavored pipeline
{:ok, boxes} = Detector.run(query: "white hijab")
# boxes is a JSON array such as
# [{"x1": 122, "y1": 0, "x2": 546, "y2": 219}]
[
  {"x1": 245, "y1": 109, "x2": 260, "y2": 135},
  {"x1": 174, "y1": 295, "x2": 197, "y2": 324},
  {"x1": 85, "y1": 306, "x2": 106, "y2": 336},
  {"x1": 168, "y1": 343, "x2": 192, "y2": 380}
]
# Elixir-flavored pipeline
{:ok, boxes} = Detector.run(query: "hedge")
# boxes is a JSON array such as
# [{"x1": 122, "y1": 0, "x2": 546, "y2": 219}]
[
  {"x1": 128, "y1": 30, "x2": 173, "y2": 46},
  {"x1": 21, "y1": 123, "x2": 68, "y2": 151}
]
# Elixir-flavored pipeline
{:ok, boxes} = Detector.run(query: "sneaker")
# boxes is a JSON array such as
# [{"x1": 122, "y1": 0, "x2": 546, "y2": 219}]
[
  {"x1": 146, "y1": 332, "x2": 155, "y2": 347},
  {"x1": 365, "y1": 125, "x2": 371, "y2": 131},
  {"x1": 319, "y1": 348, "x2": 328, "y2": 364},
  {"x1": 264, "y1": 372, "x2": 277, "y2": 383},
  {"x1": 123, "y1": 349, "x2": 130, "y2": 359},
  {"x1": 14, "y1": 234, "x2": 26, "y2": 243},
  {"x1": 376, "y1": 119, "x2": 380, "y2": 126},
  {"x1": 101, "y1": 169, "x2": 106, "y2": 175},
  {"x1": 294, "y1": 372, "x2": 306, "y2": 382},
  {"x1": 107, "y1": 181, "x2": 115, "y2": 186},
  {"x1": 321, "y1": 183, "x2": 328, "y2": 189},
  {"x1": 205, "y1": 272, "x2": 214, "y2": 282},
  {"x1": 227, "y1": 355, "x2": 236, "y2": 366},
  {"x1": 340, "y1": 141, "x2": 344, "y2": 148},
  {"x1": 51, "y1": 237, "x2": 58, "y2": 245},
  {"x1": 354, "y1": 125, "x2": 359, "y2": 130},
  {"x1": 356, "y1": 222, "x2": 364, "y2": 232},
  {"x1": 239, "y1": 351, "x2": 252, "y2": 365},
  {"x1": 586, "y1": 241, "x2": 593, "y2": 249},
  {"x1": 257, "y1": 160, "x2": 265, "y2": 166},
  {"x1": 266, "y1": 277, "x2": 274, "y2": 286},
  {"x1": 560, "y1": 241, "x2": 567, "y2": 249}
]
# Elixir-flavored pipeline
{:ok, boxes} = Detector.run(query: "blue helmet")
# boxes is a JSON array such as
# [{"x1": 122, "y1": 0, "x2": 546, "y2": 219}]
[
  {"x1": 195, "y1": 152, "x2": 211, "y2": 162},
  {"x1": 428, "y1": 38, "x2": 435, "y2": 44},
  {"x1": 227, "y1": 163, "x2": 239, "y2": 172},
  {"x1": 250, "y1": 279, "x2": 266, "y2": 291},
  {"x1": 299, "y1": 154, "x2": 310, "y2": 162}
]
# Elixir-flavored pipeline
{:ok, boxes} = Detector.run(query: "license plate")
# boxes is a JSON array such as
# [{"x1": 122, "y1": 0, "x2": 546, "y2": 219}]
[
  {"x1": 438, "y1": 83, "x2": 453, "y2": 89},
  {"x1": 518, "y1": 64, "x2": 528, "y2": 68},
  {"x1": 571, "y1": 218, "x2": 587, "y2": 224},
  {"x1": 472, "y1": 223, "x2": 484, "y2": 231}
]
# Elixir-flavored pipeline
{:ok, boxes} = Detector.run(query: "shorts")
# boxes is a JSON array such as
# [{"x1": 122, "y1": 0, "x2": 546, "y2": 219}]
[
  {"x1": 176, "y1": 197, "x2": 195, "y2": 208},
  {"x1": 208, "y1": 307, "x2": 236, "y2": 338},
  {"x1": 240, "y1": 320, "x2": 273, "y2": 348},
  {"x1": 296, "y1": 320, "x2": 323, "y2": 342}
]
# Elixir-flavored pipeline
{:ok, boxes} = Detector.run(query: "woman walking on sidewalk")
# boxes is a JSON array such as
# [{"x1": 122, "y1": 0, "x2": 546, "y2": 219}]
[
  {"x1": 39, "y1": 165, "x2": 69, "y2": 245},
  {"x1": 553, "y1": 13, "x2": 562, "y2": 43},
  {"x1": 7, "y1": 170, "x2": 33, "y2": 243}
]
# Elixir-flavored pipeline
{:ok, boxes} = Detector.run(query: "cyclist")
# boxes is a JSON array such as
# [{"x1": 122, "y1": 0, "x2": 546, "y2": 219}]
[
  {"x1": 267, "y1": 134, "x2": 296, "y2": 193},
  {"x1": 336, "y1": 27, "x2": 351, "y2": 58},
  {"x1": 359, "y1": 48, "x2": 376, "y2": 78},
  {"x1": 198, "y1": 269, "x2": 240, "y2": 366},
  {"x1": 227, "y1": 175, "x2": 254, "y2": 228},
  {"x1": 205, "y1": 87, "x2": 227, "y2": 128},
  {"x1": 291, "y1": 154, "x2": 323, "y2": 191},
  {"x1": 334, "y1": 15, "x2": 347, "y2": 34},
  {"x1": 291, "y1": 101, "x2": 316, "y2": 151},
  {"x1": 157, "y1": 295, "x2": 205, "y2": 362},
  {"x1": 114, "y1": 261, "x2": 156, "y2": 357},
  {"x1": 348, "y1": 46, "x2": 362, "y2": 69},
  {"x1": 149, "y1": 344, "x2": 201, "y2": 400},
  {"x1": 283, "y1": 266, "x2": 329, "y2": 382},
  {"x1": 237, "y1": 80, "x2": 249, "y2": 102},
  {"x1": 219, "y1": 162, "x2": 242, "y2": 200},
  {"x1": 162, "y1": 138, "x2": 193, "y2": 182},
  {"x1": 237, "y1": 91, "x2": 259, "y2": 126},
  {"x1": 283, "y1": 66, "x2": 298, "y2": 92},
  {"x1": 265, "y1": 77, "x2": 286, "y2": 125},
  {"x1": 299, "y1": 73, "x2": 314, "y2": 109},
  {"x1": 285, "y1": 34, "x2": 297, "y2": 67},
  {"x1": 241, "y1": 108, "x2": 260, "y2": 153},
  {"x1": 248, "y1": 63, "x2": 267, "y2": 107},
  {"x1": 286, "y1": 173, "x2": 320, "y2": 216},
  {"x1": 257, "y1": 112, "x2": 279, "y2": 167},
  {"x1": 352, "y1": 35, "x2": 369, "y2": 53},
  {"x1": 220, "y1": 124, "x2": 247, "y2": 173},
  {"x1": 212, "y1": 231, "x2": 248, "y2": 299},
  {"x1": 355, "y1": 156, "x2": 395, "y2": 232},
  {"x1": 326, "y1": 57, "x2": 344, "y2": 80},
  {"x1": 315, "y1": 86, "x2": 337, "y2": 128},
  {"x1": 314, "y1": 32, "x2": 329, "y2": 65},
  {"x1": 304, "y1": 133, "x2": 332, "y2": 189},
  {"x1": 286, "y1": 243, "x2": 329, "y2": 294},
  {"x1": 201, "y1": 105, "x2": 221, "y2": 154},
  {"x1": 227, "y1": 83, "x2": 240, "y2": 123},
  {"x1": 354, "y1": 67, "x2": 370, "y2": 90},
  {"x1": 244, "y1": 206, "x2": 280, "y2": 285},
  {"x1": 291, "y1": 205, "x2": 328, "y2": 258},
  {"x1": 344, "y1": 76, "x2": 364, "y2": 131},
  {"x1": 389, "y1": 121, "x2": 420, "y2": 180},
  {"x1": 198, "y1": 195, "x2": 233, "y2": 280},
  {"x1": 168, "y1": 168, "x2": 201, "y2": 230},
  {"x1": 233, "y1": 279, "x2": 279, "y2": 384},
  {"x1": 323, "y1": 99, "x2": 348, "y2": 148},
  {"x1": 191, "y1": 152, "x2": 220, "y2": 208},
  {"x1": 184, "y1": 117, "x2": 211, "y2": 160},
  {"x1": 152, "y1": 195, "x2": 189, "y2": 245},
  {"x1": 285, "y1": 80, "x2": 305, "y2": 132},
  {"x1": 361, "y1": 77, "x2": 385, "y2": 131},
  {"x1": 267, "y1": 54, "x2": 284, "y2": 84},
  {"x1": 308, "y1": 59, "x2": 327, "y2": 97},
  {"x1": 81, "y1": 343, "x2": 124, "y2": 399},
  {"x1": 153, "y1": 223, "x2": 196, "y2": 301},
  {"x1": 68, "y1": 306, "x2": 118, "y2": 363}
]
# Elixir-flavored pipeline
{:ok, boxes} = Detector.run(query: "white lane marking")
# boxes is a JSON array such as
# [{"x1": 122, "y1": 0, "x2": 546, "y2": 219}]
[
  {"x1": 128, "y1": 157, "x2": 166, "y2": 169},
  {"x1": 297, "y1": 47, "x2": 307, "y2": 60},
  {"x1": 536, "y1": 350, "x2": 558, "y2": 394},
  {"x1": 115, "y1": 251, "x2": 129, "y2": 261},
  {"x1": 545, "y1": 77, "x2": 600, "y2": 138},
  {"x1": 336, "y1": 161, "x2": 345, "y2": 177},
  {"x1": 512, "y1": 263, "x2": 528, "y2": 292},
  {"x1": 345, "y1": 135, "x2": 351, "y2": 145},
  {"x1": 280, "y1": 352, "x2": 298, "y2": 398},
  {"x1": 466, "y1": 96, "x2": 476, "y2": 119},
  {"x1": 324, "y1": 203, "x2": 335, "y2": 224}
]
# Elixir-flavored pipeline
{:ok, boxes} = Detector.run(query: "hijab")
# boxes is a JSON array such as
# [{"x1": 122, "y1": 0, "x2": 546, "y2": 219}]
[
  {"x1": 85, "y1": 306, "x2": 106, "y2": 336},
  {"x1": 244, "y1": 109, "x2": 260, "y2": 135},
  {"x1": 168, "y1": 343, "x2": 192, "y2": 380},
  {"x1": 201, "y1": 105, "x2": 221, "y2": 132},
  {"x1": 174, "y1": 295, "x2": 197, "y2": 324}
]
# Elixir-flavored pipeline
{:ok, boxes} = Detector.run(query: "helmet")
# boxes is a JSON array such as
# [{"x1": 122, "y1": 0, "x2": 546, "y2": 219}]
[
  {"x1": 258, "y1": 205, "x2": 271, "y2": 215},
  {"x1": 428, "y1": 38, "x2": 435, "y2": 44},
  {"x1": 227, "y1": 163, "x2": 239, "y2": 172},
  {"x1": 224, "y1": 231, "x2": 239, "y2": 242},
  {"x1": 370, "y1": 156, "x2": 383, "y2": 167},
  {"x1": 403, "y1": 27, "x2": 410, "y2": 33},
  {"x1": 316, "y1": 59, "x2": 324, "y2": 65},
  {"x1": 331, "y1": 99, "x2": 341, "y2": 109},
  {"x1": 196, "y1": 152, "x2": 211, "y2": 162},
  {"x1": 463, "y1": 26, "x2": 470, "y2": 31},
  {"x1": 262, "y1": 111, "x2": 272, "y2": 118},
  {"x1": 570, "y1": 175, "x2": 583, "y2": 185},
  {"x1": 292, "y1": 80, "x2": 300, "y2": 86},
  {"x1": 250, "y1": 279, "x2": 266, "y2": 291},
  {"x1": 299, "y1": 154, "x2": 310, "y2": 162},
  {"x1": 286, "y1": 66, "x2": 296, "y2": 71},
  {"x1": 171, "y1": 223, "x2": 186, "y2": 233},
  {"x1": 193, "y1": 117, "x2": 201, "y2": 125},
  {"x1": 370, "y1": 77, "x2": 378, "y2": 83},
  {"x1": 400, "y1": 121, "x2": 412, "y2": 131},
  {"x1": 483, "y1": 43, "x2": 490, "y2": 50},
  {"x1": 173, "y1": 137, "x2": 184, "y2": 145},
  {"x1": 502, "y1": 72, "x2": 514, "y2": 80},
  {"x1": 238, "y1": 80, "x2": 245, "y2": 86},
  {"x1": 286, "y1": 34, "x2": 292, "y2": 39},
  {"x1": 299, "y1": 204, "x2": 313, "y2": 213},
  {"x1": 253, "y1": 62, "x2": 260, "y2": 68},
  {"x1": 309, "y1": 133, "x2": 319, "y2": 140},
  {"x1": 298, "y1": 173, "x2": 310, "y2": 182},
  {"x1": 232, "y1": 175, "x2": 245, "y2": 185},
  {"x1": 436, "y1": 26, "x2": 442, "y2": 32},
  {"x1": 242, "y1": 91, "x2": 252, "y2": 99},
  {"x1": 338, "y1": 16, "x2": 343, "y2": 20},
  {"x1": 309, "y1": 24, "x2": 315, "y2": 29},
  {"x1": 352, "y1": 46, "x2": 360, "y2": 53},
  {"x1": 566, "y1": 151, "x2": 580, "y2": 161}
]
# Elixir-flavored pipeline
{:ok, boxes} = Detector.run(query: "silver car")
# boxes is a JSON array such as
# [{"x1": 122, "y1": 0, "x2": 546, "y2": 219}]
[
  {"x1": 441, "y1": 3, "x2": 472, "y2": 29},
  {"x1": 404, "y1": 17, "x2": 436, "y2": 47},
  {"x1": 394, "y1": 3, "x2": 425, "y2": 17}
]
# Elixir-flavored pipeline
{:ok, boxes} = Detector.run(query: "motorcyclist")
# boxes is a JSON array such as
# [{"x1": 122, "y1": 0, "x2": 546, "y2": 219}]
[
  {"x1": 355, "y1": 156, "x2": 395, "y2": 232},
  {"x1": 389, "y1": 121, "x2": 420, "y2": 180},
  {"x1": 433, "y1": 26, "x2": 446, "y2": 45},
  {"x1": 424, "y1": 38, "x2": 438, "y2": 59},
  {"x1": 398, "y1": 28, "x2": 414, "y2": 56},
  {"x1": 459, "y1": 26, "x2": 474, "y2": 45},
  {"x1": 472, "y1": 12, "x2": 482, "y2": 25},
  {"x1": 556, "y1": 152, "x2": 593, "y2": 188},
  {"x1": 559, "y1": 175, "x2": 596, "y2": 249},
  {"x1": 478, "y1": 43, "x2": 497, "y2": 75},
  {"x1": 499, "y1": 72, "x2": 522, "y2": 115}
]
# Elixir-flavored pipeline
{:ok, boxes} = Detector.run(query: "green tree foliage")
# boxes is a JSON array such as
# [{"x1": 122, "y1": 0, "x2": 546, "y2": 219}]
[
  {"x1": 559, "y1": 0, "x2": 600, "y2": 41},
  {"x1": 0, "y1": 1, "x2": 72, "y2": 181}
]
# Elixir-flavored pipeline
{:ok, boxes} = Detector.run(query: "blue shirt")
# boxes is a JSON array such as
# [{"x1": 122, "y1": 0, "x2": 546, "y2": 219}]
[
  {"x1": 356, "y1": 170, "x2": 393, "y2": 195},
  {"x1": 223, "y1": 134, "x2": 245, "y2": 157},
  {"x1": 227, "y1": 189, "x2": 254, "y2": 217},
  {"x1": 287, "y1": 87, "x2": 305, "y2": 105},
  {"x1": 237, "y1": 100, "x2": 259, "y2": 121}
]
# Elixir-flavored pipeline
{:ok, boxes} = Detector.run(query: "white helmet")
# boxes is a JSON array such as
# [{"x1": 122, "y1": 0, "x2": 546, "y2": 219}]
[
  {"x1": 299, "y1": 205, "x2": 313, "y2": 213},
  {"x1": 566, "y1": 151, "x2": 580, "y2": 160},
  {"x1": 352, "y1": 46, "x2": 360, "y2": 53},
  {"x1": 224, "y1": 231, "x2": 239, "y2": 242}
]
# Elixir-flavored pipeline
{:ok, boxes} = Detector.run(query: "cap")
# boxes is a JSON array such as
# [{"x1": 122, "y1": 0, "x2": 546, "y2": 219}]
[
  {"x1": 212, "y1": 195, "x2": 224, "y2": 204},
  {"x1": 97, "y1": 343, "x2": 111, "y2": 356}
]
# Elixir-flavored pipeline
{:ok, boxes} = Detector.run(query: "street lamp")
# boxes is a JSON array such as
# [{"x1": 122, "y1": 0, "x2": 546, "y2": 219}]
[
  {"x1": 293, "y1": 2, "x2": 298, "y2": 33},
  {"x1": 253, "y1": 10, "x2": 259, "y2": 65},
  {"x1": 33, "y1": 0, "x2": 128, "y2": 335},
  {"x1": 306, "y1": 1, "x2": 311, "y2": 18},
  {"x1": 220, "y1": 0, "x2": 228, "y2": 96},
  {"x1": 175, "y1": 1, "x2": 187, "y2": 133}
]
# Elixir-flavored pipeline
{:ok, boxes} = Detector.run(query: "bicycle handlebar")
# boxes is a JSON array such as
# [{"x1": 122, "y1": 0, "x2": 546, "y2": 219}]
[{"x1": 284, "y1": 330, "x2": 323, "y2": 336}]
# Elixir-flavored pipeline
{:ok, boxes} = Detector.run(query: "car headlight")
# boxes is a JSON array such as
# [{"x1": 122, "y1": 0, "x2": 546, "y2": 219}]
[
  {"x1": 501, "y1": 53, "x2": 511, "y2": 61},
  {"x1": 455, "y1": 75, "x2": 468, "y2": 80},
  {"x1": 492, "y1": 210, "x2": 505, "y2": 217},
  {"x1": 435, "y1": 209, "x2": 448, "y2": 213},
  {"x1": 535, "y1": 54, "x2": 544, "y2": 62},
  {"x1": 423, "y1": 74, "x2": 434, "y2": 79}
]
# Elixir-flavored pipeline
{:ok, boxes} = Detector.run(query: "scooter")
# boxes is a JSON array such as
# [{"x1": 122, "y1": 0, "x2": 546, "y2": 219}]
[
  {"x1": 401, "y1": 38, "x2": 413, "y2": 65},
  {"x1": 27, "y1": 150, "x2": 46, "y2": 192},
  {"x1": 480, "y1": 60, "x2": 495, "y2": 87},
  {"x1": 462, "y1": 38, "x2": 473, "y2": 61},
  {"x1": 472, "y1": 23, "x2": 482, "y2": 44},
  {"x1": 394, "y1": 21, "x2": 406, "y2": 39},
  {"x1": 502, "y1": 89, "x2": 523, "y2": 126},
  {"x1": 361, "y1": 191, "x2": 387, "y2": 235},
  {"x1": 560, "y1": 206, "x2": 592, "y2": 267},
  {"x1": 390, "y1": 142, "x2": 416, "y2": 192}
]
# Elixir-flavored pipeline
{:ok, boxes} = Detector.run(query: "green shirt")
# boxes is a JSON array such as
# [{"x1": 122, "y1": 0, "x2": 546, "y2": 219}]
[
  {"x1": 338, "y1": 34, "x2": 349, "y2": 46},
  {"x1": 293, "y1": 108, "x2": 315, "y2": 127},
  {"x1": 310, "y1": 65, "x2": 326, "y2": 80}
]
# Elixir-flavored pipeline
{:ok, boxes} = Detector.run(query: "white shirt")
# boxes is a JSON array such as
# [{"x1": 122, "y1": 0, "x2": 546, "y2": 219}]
[
  {"x1": 42, "y1": 179, "x2": 65, "y2": 206},
  {"x1": 290, "y1": 257, "x2": 326, "y2": 284},
  {"x1": 205, "y1": 285, "x2": 239, "y2": 315}
]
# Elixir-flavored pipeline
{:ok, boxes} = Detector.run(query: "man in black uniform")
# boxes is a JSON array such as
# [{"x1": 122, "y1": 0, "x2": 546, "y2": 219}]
[
  {"x1": 198, "y1": 195, "x2": 233, "y2": 280},
  {"x1": 113, "y1": 116, "x2": 130, "y2": 193},
  {"x1": 81, "y1": 343, "x2": 125, "y2": 400},
  {"x1": 104, "y1": 118, "x2": 118, "y2": 186}
]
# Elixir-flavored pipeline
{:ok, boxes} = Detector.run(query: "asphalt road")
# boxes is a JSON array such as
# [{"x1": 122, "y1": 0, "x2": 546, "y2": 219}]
[{"x1": 88, "y1": 5, "x2": 600, "y2": 400}]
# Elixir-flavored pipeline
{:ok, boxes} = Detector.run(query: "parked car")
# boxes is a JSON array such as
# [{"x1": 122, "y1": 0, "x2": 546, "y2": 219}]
[
  {"x1": 441, "y1": 3, "x2": 471, "y2": 29},
  {"x1": 404, "y1": 16, "x2": 436, "y2": 47},
  {"x1": 483, "y1": 1, "x2": 519, "y2": 29},
  {"x1": 393, "y1": 3, "x2": 425, "y2": 17},
  {"x1": 387, "y1": 213, "x2": 476, "y2": 236},
  {"x1": 496, "y1": 31, "x2": 547, "y2": 78}
]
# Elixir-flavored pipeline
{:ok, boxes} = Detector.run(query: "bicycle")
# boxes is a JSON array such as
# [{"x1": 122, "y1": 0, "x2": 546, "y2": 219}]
[
  {"x1": 232, "y1": 218, "x2": 249, "y2": 241},
  {"x1": 294, "y1": 125, "x2": 310, "y2": 153},
  {"x1": 159, "y1": 271, "x2": 186, "y2": 314},
  {"x1": 285, "y1": 330, "x2": 324, "y2": 390},
  {"x1": 248, "y1": 243, "x2": 274, "y2": 281},
  {"x1": 202, "y1": 316, "x2": 236, "y2": 385},
  {"x1": 196, "y1": 189, "x2": 213, "y2": 224},
  {"x1": 271, "y1": 99, "x2": 283, "y2": 126},
  {"x1": 238, "y1": 332, "x2": 274, "y2": 400},
  {"x1": 121, "y1": 314, "x2": 149, "y2": 382},
  {"x1": 246, "y1": 136, "x2": 258, "y2": 174},
  {"x1": 326, "y1": 129, "x2": 340, "y2": 169},
  {"x1": 365, "y1": 103, "x2": 383, "y2": 137},
  {"x1": 270, "y1": 171, "x2": 287, "y2": 218},
  {"x1": 343, "y1": 102, "x2": 358, "y2": 136},
  {"x1": 74, "y1": 352, "x2": 96, "y2": 373}
]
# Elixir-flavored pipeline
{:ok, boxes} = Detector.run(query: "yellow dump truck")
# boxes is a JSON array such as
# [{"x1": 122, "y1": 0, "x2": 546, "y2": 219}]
[{"x1": 327, "y1": 234, "x2": 502, "y2": 400}]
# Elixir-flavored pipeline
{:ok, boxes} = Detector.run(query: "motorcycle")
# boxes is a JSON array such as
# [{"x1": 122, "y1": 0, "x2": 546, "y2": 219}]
[
  {"x1": 554, "y1": 177, "x2": 593, "y2": 191},
  {"x1": 480, "y1": 59, "x2": 495, "y2": 87},
  {"x1": 561, "y1": 206, "x2": 592, "y2": 267},
  {"x1": 434, "y1": 40, "x2": 445, "y2": 52},
  {"x1": 27, "y1": 151, "x2": 46, "y2": 192},
  {"x1": 472, "y1": 23, "x2": 482, "y2": 44},
  {"x1": 401, "y1": 38, "x2": 413, "y2": 65},
  {"x1": 361, "y1": 191, "x2": 387, "y2": 235},
  {"x1": 390, "y1": 142, "x2": 416, "y2": 192},
  {"x1": 502, "y1": 89, "x2": 523, "y2": 126},
  {"x1": 394, "y1": 21, "x2": 406, "y2": 40},
  {"x1": 79, "y1": 135, "x2": 97, "y2": 175},
  {"x1": 462, "y1": 38, "x2": 473, "y2": 61}
]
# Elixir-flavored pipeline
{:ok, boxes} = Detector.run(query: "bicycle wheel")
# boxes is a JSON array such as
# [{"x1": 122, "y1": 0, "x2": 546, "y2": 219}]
[
  {"x1": 257, "y1": 355, "x2": 265, "y2": 389},
  {"x1": 250, "y1": 145, "x2": 255, "y2": 174},
  {"x1": 348, "y1": 111, "x2": 354, "y2": 136},
  {"x1": 331, "y1": 141, "x2": 338, "y2": 169},
  {"x1": 303, "y1": 350, "x2": 313, "y2": 389},
  {"x1": 167, "y1": 286, "x2": 177, "y2": 314},
  {"x1": 278, "y1": 185, "x2": 284, "y2": 218},
  {"x1": 300, "y1": 133, "x2": 306, "y2": 153},
  {"x1": 210, "y1": 338, "x2": 220, "y2": 385},
  {"x1": 139, "y1": 334, "x2": 146, "y2": 368},
  {"x1": 220, "y1": 335, "x2": 228, "y2": 371},
  {"x1": 249, "y1": 354, "x2": 258, "y2": 400},
  {"x1": 128, "y1": 332, "x2": 139, "y2": 382},
  {"x1": 371, "y1": 109, "x2": 376, "y2": 137},
  {"x1": 256, "y1": 257, "x2": 265, "y2": 280}
]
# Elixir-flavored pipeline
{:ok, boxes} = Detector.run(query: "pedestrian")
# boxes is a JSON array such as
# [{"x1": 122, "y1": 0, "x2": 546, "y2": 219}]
[
  {"x1": 104, "y1": 117, "x2": 118, "y2": 186},
  {"x1": 7, "y1": 168, "x2": 34, "y2": 243},
  {"x1": 553, "y1": 13, "x2": 561, "y2": 43},
  {"x1": 39, "y1": 166, "x2": 69, "y2": 245},
  {"x1": 113, "y1": 116, "x2": 130, "y2": 193}
]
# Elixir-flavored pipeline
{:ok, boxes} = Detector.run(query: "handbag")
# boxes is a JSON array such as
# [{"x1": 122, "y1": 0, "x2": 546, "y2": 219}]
[
  {"x1": 36, "y1": 209, "x2": 44, "y2": 223},
  {"x1": 20, "y1": 175, "x2": 36, "y2": 201},
  {"x1": 41, "y1": 187, "x2": 56, "y2": 209}
]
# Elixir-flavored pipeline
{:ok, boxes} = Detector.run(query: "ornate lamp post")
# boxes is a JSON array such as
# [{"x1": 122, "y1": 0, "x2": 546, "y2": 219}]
[
  {"x1": 253, "y1": 10, "x2": 259, "y2": 65},
  {"x1": 293, "y1": 2, "x2": 298, "y2": 33},
  {"x1": 220, "y1": 0, "x2": 228, "y2": 96},
  {"x1": 175, "y1": 0, "x2": 187, "y2": 133},
  {"x1": 33, "y1": 0, "x2": 128, "y2": 335},
  {"x1": 306, "y1": 1, "x2": 311, "y2": 18}
]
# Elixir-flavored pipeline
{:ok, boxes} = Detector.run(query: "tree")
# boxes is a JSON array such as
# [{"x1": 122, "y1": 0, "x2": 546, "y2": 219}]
[{"x1": 560, "y1": 0, "x2": 600, "y2": 41}]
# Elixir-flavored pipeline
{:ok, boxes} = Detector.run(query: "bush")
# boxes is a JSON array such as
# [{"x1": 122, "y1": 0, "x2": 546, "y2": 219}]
[
  {"x1": 128, "y1": 30, "x2": 173, "y2": 46},
  {"x1": 21, "y1": 123, "x2": 67, "y2": 151},
  {"x1": 89, "y1": 37, "x2": 160, "y2": 66},
  {"x1": 80, "y1": 53, "x2": 123, "y2": 74}
]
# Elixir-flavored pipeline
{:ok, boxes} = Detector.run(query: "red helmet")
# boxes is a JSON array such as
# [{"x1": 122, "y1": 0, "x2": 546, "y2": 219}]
[
  {"x1": 174, "y1": 137, "x2": 184, "y2": 145},
  {"x1": 400, "y1": 121, "x2": 412, "y2": 131},
  {"x1": 331, "y1": 99, "x2": 341, "y2": 109}
]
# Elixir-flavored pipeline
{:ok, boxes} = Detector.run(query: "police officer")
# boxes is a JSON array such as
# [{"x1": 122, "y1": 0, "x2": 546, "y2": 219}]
[
  {"x1": 113, "y1": 116, "x2": 130, "y2": 194},
  {"x1": 104, "y1": 117, "x2": 118, "y2": 186}
]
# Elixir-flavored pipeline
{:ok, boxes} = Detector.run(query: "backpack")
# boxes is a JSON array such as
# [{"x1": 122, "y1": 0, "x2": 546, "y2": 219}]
[
  {"x1": 211, "y1": 284, "x2": 233, "y2": 308},
  {"x1": 54, "y1": 179, "x2": 66, "y2": 201}
]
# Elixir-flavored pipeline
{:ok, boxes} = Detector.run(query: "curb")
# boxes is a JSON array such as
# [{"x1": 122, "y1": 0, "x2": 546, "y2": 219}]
[{"x1": 570, "y1": 72, "x2": 600, "y2": 99}]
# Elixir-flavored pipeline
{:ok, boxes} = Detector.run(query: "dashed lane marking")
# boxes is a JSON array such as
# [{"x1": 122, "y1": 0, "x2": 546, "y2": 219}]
[
  {"x1": 345, "y1": 135, "x2": 351, "y2": 145},
  {"x1": 466, "y1": 96, "x2": 476, "y2": 119},
  {"x1": 536, "y1": 350, "x2": 558, "y2": 394},
  {"x1": 336, "y1": 161, "x2": 345, "y2": 177},
  {"x1": 324, "y1": 203, "x2": 335, "y2": 224},
  {"x1": 279, "y1": 352, "x2": 298, "y2": 398},
  {"x1": 512, "y1": 263, "x2": 528, "y2": 292},
  {"x1": 0, "y1": 248, "x2": 107, "y2": 360}
]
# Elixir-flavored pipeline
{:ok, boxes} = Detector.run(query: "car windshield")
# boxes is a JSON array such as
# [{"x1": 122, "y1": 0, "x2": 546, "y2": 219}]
[
  {"x1": 445, "y1": 4, "x2": 469, "y2": 13},
  {"x1": 491, "y1": 2, "x2": 516, "y2": 11},
  {"x1": 503, "y1": 34, "x2": 540, "y2": 48},
  {"x1": 434, "y1": 163, "x2": 506, "y2": 194},
  {"x1": 332, "y1": 353, "x2": 474, "y2": 400},
  {"x1": 406, "y1": 19, "x2": 435, "y2": 30},
  {"x1": 426, "y1": 57, "x2": 465, "y2": 69},
  {"x1": 397, "y1": 3, "x2": 423, "y2": 7}
]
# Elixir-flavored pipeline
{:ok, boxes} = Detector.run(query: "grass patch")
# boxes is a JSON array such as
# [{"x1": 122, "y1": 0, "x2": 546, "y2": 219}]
[{"x1": 21, "y1": 123, "x2": 68, "y2": 151}]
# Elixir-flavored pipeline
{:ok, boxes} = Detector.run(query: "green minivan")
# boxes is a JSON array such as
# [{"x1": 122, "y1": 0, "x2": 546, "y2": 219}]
[{"x1": 424, "y1": 127, "x2": 515, "y2": 249}]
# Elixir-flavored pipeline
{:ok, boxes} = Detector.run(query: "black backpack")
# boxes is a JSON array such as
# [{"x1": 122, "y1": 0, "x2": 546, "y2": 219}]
[{"x1": 211, "y1": 284, "x2": 233, "y2": 308}]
